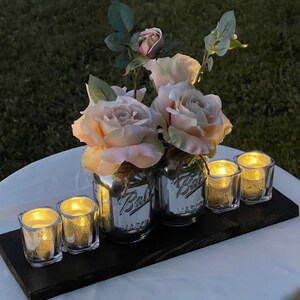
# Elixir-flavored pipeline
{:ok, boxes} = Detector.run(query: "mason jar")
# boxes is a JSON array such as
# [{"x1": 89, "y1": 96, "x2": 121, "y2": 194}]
[
  {"x1": 155, "y1": 149, "x2": 206, "y2": 226},
  {"x1": 93, "y1": 164, "x2": 154, "y2": 243}
]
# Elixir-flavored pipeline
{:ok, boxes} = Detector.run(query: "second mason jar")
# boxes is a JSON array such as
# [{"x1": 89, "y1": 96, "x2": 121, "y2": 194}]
[{"x1": 155, "y1": 149, "x2": 206, "y2": 226}]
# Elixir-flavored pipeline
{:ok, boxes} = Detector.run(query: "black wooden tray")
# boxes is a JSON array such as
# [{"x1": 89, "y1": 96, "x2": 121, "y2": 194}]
[{"x1": 0, "y1": 188, "x2": 298, "y2": 300}]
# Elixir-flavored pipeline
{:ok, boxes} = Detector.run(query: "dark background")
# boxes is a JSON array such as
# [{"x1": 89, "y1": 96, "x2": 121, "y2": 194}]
[{"x1": 1, "y1": 0, "x2": 299, "y2": 180}]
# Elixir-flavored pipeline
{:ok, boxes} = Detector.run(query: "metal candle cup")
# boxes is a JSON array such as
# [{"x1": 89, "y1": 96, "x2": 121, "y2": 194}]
[
  {"x1": 205, "y1": 159, "x2": 241, "y2": 213},
  {"x1": 235, "y1": 151, "x2": 275, "y2": 205},
  {"x1": 18, "y1": 207, "x2": 62, "y2": 267},
  {"x1": 58, "y1": 196, "x2": 99, "y2": 255}
]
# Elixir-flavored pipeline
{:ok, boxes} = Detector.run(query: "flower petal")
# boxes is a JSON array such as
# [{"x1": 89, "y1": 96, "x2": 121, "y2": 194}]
[
  {"x1": 144, "y1": 54, "x2": 200, "y2": 91},
  {"x1": 124, "y1": 87, "x2": 147, "y2": 102},
  {"x1": 111, "y1": 86, "x2": 127, "y2": 96},
  {"x1": 144, "y1": 59, "x2": 171, "y2": 91},
  {"x1": 199, "y1": 94, "x2": 222, "y2": 121},
  {"x1": 205, "y1": 112, "x2": 233, "y2": 143},
  {"x1": 167, "y1": 126, "x2": 213, "y2": 155},
  {"x1": 72, "y1": 116, "x2": 105, "y2": 147},
  {"x1": 82, "y1": 146, "x2": 119, "y2": 176},
  {"x1": 104, "y1": 125, "x2": 153, "y2": 147},
  {"x1": 170, "y1": 54, "x2": 200, "y2": 85},
  {"x1": 101, "y1": 140, "x2": 164, "y2": 169}
]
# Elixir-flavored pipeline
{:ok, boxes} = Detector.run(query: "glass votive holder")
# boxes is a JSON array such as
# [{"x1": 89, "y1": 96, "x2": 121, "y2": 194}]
[
  {"x1": 234, "y1": 151, "x2": 275, "y2": 205},
  {"x1": 57, "y1": 196, "x2": 99, "y2": 255},
  {"x1": 205, "y1": 159, "x2": 241, "y2": 213},
  {"x1": 18, "y1": 207, "x2": 63, "y2": 268}
]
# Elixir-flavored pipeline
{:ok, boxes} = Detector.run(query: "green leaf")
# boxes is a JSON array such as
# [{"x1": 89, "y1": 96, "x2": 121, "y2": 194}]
[
  {"x1": 229, "y1": 39, "x2": 248, "y2": 50},
  {"x1": 108, "y1": 1, "x2": 134, "y2": 33},
  {"x1": 114, "y1": 53, "x2": 131, "y2": 69},
  {"x1": 104, "y1": 32, "x2": 128, "y2": 52},
  {"x1": 204, "y1": 29, "x2": 217, "y2": 52},
  {"x1": 204, "y1": 11, "x2": 236, "y2": 54},
  {"x1": 167, "y1": 126, "x2": 192, "y2": 152},
  {"x1": 216, "y1": 11, "x2": 236, "y2": 41},
  {"x1": 215, "y1": 39, "x2": 231, "y2": 56},
  {"x1": 88, "y1": 75, "x2": 117, "y2": 102},
  {"x1": 124, "y1": 55, "x2": 149, "y2": 75},
  {"x1": 129, "y1": 32, "x2": 141, "y2": 52},
  {"x1": 207, "y1": 57, "x2": 213, "y2": 72}
]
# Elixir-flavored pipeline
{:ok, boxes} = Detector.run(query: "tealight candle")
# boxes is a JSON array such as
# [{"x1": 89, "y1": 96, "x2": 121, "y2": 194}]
[
  {"x1": 235, "y1": 151, "x2": 275, "y2": 205},
  {"x1": 57, "y1": 196, "x2": 99, "y2": 254},
  {"x1": 205, "y1": 160, "x2": 241, "y2": 213},
  {"x1": 18, "y1": 207, "x2": 62, "y2": 267}
]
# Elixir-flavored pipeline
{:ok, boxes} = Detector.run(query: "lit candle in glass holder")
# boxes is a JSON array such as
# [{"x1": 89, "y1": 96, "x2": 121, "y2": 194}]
[
  {"x1": 235, "y1": 151, "x2": 275, "y2": 205},
  {"x1": 18, "y1": 207, "x2": 63, "y2": 267},
  {"x1": 57, "y1": 196, "x2": 99, "y2": 255},
  {"x1": 205, "y1": 160, "x2": 241, "y2": 213}
]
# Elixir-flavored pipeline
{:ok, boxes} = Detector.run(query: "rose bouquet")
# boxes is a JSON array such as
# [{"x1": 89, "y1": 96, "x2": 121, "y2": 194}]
[
  {"x1": 72, "y1": 2, "x2": 247, "y2": 175},
  {"x1": 72, "y1": 1, "x2": 247, "y2": 238}
]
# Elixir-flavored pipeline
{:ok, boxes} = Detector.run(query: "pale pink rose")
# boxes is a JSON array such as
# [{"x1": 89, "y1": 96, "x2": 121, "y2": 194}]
[
  {"x1": 151, "y1": 81, "x2": 232, "y2": 156},
  {"x1": 138, "y1": 27, "x2": 164, "y2": 59},
  {"x1": 72, "y1": 95, "x2": 164, "y2": 176},
  {"x1": 144, "y1": 53, "x2": 201, "y2": 92}
]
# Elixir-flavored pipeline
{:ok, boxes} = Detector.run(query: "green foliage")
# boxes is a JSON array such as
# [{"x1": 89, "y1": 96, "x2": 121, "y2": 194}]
[
  {"x1": 205, "y1": 11, "x2": 236, "y2": 56},
  {"x1": 124, "y1": 54, "x2": 149, "y2": 75},
  {"x1": 106, "y1": 1, "x2": 146, "y2": 75},
  {"x1": 114, "y1": 53, "x2": 131, "y2": 69},
  {"x1": 0, "y1": 0, "x2": 299, "y2": 180},
  {"x1": 104, "y1": 32, "x2": 129, "y2": 52},
  {"x1": 108, "y1": 1, "x2": 134, "y2": 32},
  {"x1": 105, "y1": 1, "x2": 174, "y2": 75},
  {"x1": 217, "y1": 11, "x2": 236, "y2": 41},
  {"x1": 201, "y1": 11, "x2": 245, "y2": 76},
  {"x1": 88, "y1": 75, "x2": 117, "y2": 102},
  {"x1": 207, "y1": 57, "x2": 213, "y2": 72},
  {"x1": 229, "y1": 39, "x2": 248, "y2": 50},
  {"x1": 129, "y1": 32, "x2": 141, "y2": 51}
]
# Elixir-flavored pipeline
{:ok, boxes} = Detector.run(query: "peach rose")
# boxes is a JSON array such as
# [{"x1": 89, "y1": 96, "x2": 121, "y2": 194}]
[
  {"x1": 151, "y1": 81, "x2": 232, "y2": 156},
  {"x1": 72, "y1": 95, "x2": 164, "y2": 176},
  {"x1": 144, "y1": 53, "x2": 201, "y2": 92},
  {"x1": 139, "y1": 27, "x2": 164, "y2": 59}
]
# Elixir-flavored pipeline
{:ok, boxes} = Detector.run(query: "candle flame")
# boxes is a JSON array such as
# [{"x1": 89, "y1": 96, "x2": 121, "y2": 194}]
[
  {"x1": 71, "y1": 203, "x2": 80, "y2": 210},
  {"x1": 218, "y1": 167, "x2": 227, "y2": 175},
  {"x1": 33, "y1": 211, "x2": 40, "y2": 220}
]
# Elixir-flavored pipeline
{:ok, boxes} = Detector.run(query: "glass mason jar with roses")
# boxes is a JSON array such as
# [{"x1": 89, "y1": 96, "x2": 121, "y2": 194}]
[
  {"x1": 145, "y1": 54, "x2": 232, "y2": 226},
  {"x1": 72, "y1": 85, "x2": 164, "y2": 243}
]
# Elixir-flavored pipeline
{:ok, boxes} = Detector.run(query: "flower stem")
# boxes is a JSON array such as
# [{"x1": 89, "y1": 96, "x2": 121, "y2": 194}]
[
  {"x1": 133, "y1": 67, "x2": 140, "y2": 99},
  {"x1": 199, "y1": 154, "x2": 210, "y2": 176},
  {"x1": 194, "y1": 50, "x2": 210, "y2": 85},
  {"x1": 128, "y1": 48, "x2": 140, "y2": 99}
]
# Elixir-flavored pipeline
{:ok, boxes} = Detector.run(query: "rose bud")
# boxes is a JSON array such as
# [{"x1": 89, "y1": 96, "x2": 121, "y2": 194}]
[
  {"x1": 232, "y1": 33, "x2": 238, "y2": 39},
  {"x1": 138, "y1": 27, "x2": 164, "y2": 59}
]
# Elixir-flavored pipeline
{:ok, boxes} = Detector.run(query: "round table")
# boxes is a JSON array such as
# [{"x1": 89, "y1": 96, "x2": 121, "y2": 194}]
[{"x1": 0, "y1": 145, "x2": 299, "y2": 300}]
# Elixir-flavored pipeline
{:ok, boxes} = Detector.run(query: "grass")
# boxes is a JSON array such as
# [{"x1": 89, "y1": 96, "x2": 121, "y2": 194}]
[{"x1": 0, "y1": 0, "x2": 299, "y2": 180}]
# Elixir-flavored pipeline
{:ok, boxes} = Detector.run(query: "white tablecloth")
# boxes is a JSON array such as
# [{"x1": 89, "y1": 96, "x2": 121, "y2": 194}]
[{"x1": 0, "y1": 145, "x2": 299, "y2": 300}]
